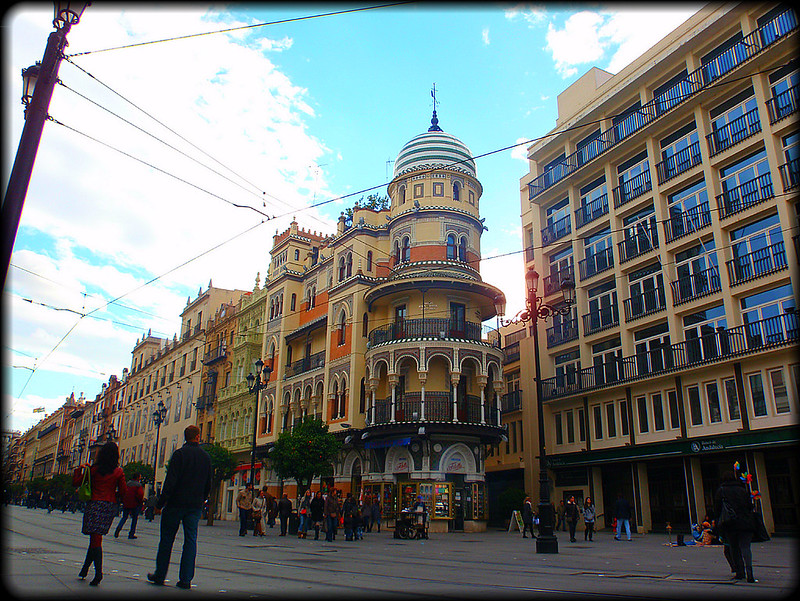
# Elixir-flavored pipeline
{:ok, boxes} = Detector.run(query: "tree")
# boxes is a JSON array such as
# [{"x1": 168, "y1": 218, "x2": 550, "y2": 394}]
[
  {"x1": 203, "y1": 442, "x2": 238, "y2": 526},
  {"x1": 122, "y1": 461, "x2": 155, "y2": 485},
  {"x1": 268, "y1": 417, "x2": 341, "y2": 497},
  {"x1": 343, "y1": 193, "x2": 390, "y2": 224}
]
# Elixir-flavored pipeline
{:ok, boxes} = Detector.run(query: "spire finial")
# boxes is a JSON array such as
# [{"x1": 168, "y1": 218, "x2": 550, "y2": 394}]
[{"x1": 429, "y1": 84, "x2": 442, "y2": 132}]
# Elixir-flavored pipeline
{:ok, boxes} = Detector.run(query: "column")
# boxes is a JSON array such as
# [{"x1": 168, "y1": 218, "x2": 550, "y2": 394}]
[{"x1": 418, "y1": 372, "x2": 427, "y2": 421}]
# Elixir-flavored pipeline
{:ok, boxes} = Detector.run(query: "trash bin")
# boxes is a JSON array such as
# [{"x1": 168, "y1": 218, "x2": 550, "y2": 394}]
[{"x1": 288, "y1": 512, "x2": 299, "y2": 535}]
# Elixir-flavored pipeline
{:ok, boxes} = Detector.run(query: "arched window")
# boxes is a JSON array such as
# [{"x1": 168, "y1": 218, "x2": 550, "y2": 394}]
[
  {"x1": 394, "y1": 241, "x2": 401, "y2": 265},
  {"x1": 346, "y1": 252, "x2": 353, "y2": 277},
  {"x1": 339, "y1": 257, "x2": 346, "y2": 281},
  {"x1": 331, "y1": 382, "x2": 339, "y2": 420},
  {"x1": 286, "y1": 345, "x2": 293, "y2": 366},
  {"x1": 458, "y1": 236, "x2": 468, "y2": 262},
  {"x1": 338, "y1": 311, "x2": 347, "y2": 346},
  {"x1": 362, "y1": 312, "x2": 369, "y2": 337},
  {"x1": 367, "y1": 251, "x2": 373, "y2": 272},
  {"x1": 402, "y1": 236, "x2": 410, "y2": 262},
  {"x1": 290, "y1": 293, "x2": 296, "y2": 311},
  {"x1": 311, "y1": 286, "x2": 316, "y2": 308},
  {"x1": 453, "y1": 182, "x2": 460, "y2": 201},
  {"x1": 446, "y1": 234, "x2": 457, "y2": 259},
  {"x1": 399, "y1": 185, "x2": 406, "y2": 204}
]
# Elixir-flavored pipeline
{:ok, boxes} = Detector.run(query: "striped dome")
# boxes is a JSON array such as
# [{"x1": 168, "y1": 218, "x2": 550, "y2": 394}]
[{"x1": 394, "y1": 128, "x2": 475, "y2": 178}]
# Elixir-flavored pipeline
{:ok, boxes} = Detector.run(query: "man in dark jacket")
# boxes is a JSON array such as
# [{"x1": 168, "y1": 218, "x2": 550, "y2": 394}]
[
  {"x1": 148, "y1": 425, "x2": 212, "y2": 590},
  {"x1": 714, "y1": 470, "x2": 756, "y2": 582},
  {"x1": 613, "y1": 492, "x2": 633, "y2": 541},
  {"x1": 277, "y1": 493, "x2": 292, "y2": 536},
  {"x1": 114, "y1": 472, "x2": 145, "y2": 538}
]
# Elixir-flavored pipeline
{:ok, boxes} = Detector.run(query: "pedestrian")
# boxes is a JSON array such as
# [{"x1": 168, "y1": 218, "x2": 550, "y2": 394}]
[
  {"x1": 583, "y1": 496, "x2": 596, "y2": 542},
  {"x1": 298, "y1": 489, "x2": 312, "y2": 538},
  {"x1": 371, "y1": 497, "x2": 382, "y2": 533},
  {"x1": 714, "y1": 468, "x2": 757, "y2": 582},
  {"x1": 265, "y1": 490, "x2": 278, "y2": 529},
  {"x1": 343, "y1": 492, "x2": 357, "y2": 541},
  {"x1": 145, "y1": 490, "x2": 157, "y2": 522},
  {"x1": 73, "y1": 441, "x2": 127, "y2": 586},
  {"x1": 310, "y1": 490, "x2": 325, "y2": 540},
  {"x1": 114, "y1": 472, "x2": 145, "y2": 539},
  {"x1": 565, "y1": 496, "x2": 580, "y2": 542},
  {"x1": 147, "y1": 425, "x2": 212, "y2": 590},
  {"x1": 613, "y1": 492, "x2": 633, "y2": 541},
  {"x1": 252, "y1": 490, "x2": 266, "y2": 537},
  {"x1": 236, "y1": 483, "x2": 254, "y2": 536},
  {"x1": 361, "y1": 495, "x2": 373, "y2": 533},
  {"x1": 556, "y1": 499, "x2": 566, "y2": 532},
  {"x1": 324, "y1": 488, "x2": 340, "y2": 542},
  {"x1": 277, "y1": 493, "x2": 292, "y2": 536},
  {"x1": 521, "y1": 496, "x2": 536, "y2": 539}
]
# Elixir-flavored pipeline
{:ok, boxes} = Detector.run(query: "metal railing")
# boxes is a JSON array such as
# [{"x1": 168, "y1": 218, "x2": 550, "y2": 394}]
[
  {"x1": 367, "y1": 392, "x2": 500, "y2": 427},
  {"x1": 717, "y1": 172, "x2": 774, "y2": 219},
  {"x1": 706, "y1": 107, "x2": 761, "y2": 156},
  {"x1": 579, "y1": 247, "x2": 614, "y2": 280},
  {"x1": 546, "y1": 319, "x2": 579, "y2": 347},
  {"x1": 726, "y1": 241, "x2": 788, "y2": 285},
  {"x1": 612, "y1": 170, "x2": 652, "y2": 209},
  {"x1": 582, "y1": 304, "x2": 620, "y2": 336},
  {"x1": 663, "y1": 201, "x2": 712, "y2": 243},
  {"x1": 670, "y1": 266, "x2": 722, "y2": 305},
  {"x1": 618, "y1": 226, "x2": 659, "y2": 263},
  {"x1": 623, "y1": 287, "x2": 667, "y2": 321},
  {"x1": 542, "y1": 214, "x2": 572, "y2": 247},
  {"x1": 284, "y1": 350, "x2": 326, "y2": 378},
  {"x1": 575, "y1": 193, "x2": 609, "y2": 229},
  {"x1": 368, "y1": 318, "x2": 483, "y2": 346},
  {"x1": 541, "y1": 311, "x2": 799, "y2": 400},
  {"x1": 766, "y1": 83, "x2": 798, "y2": 123},
  {"x1": 656, "y1": 141, "x2": 703, "y2": 184},
  {"x1": 526, "y1": 8, "x2": 797, "y2": 200}
]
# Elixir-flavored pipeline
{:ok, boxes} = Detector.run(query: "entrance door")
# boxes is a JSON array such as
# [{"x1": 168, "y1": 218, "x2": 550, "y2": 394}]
[{"x1": 453, "y1": 488, "x2": 465, "y2": 531}]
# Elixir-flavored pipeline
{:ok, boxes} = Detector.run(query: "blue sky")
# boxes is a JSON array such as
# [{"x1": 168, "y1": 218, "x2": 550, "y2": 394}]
[{"x1": 3, "y1": 2, "x2": 700, "y2": 433}]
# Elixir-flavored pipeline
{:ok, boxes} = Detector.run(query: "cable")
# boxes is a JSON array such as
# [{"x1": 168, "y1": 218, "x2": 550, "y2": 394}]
[{"x1": 66, "y1": 3, "x2": 417, "y2": 58}]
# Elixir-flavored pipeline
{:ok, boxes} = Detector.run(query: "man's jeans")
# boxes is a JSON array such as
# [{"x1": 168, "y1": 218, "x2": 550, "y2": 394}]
[
  {"x1": 115, "y1": 506, "x2": 141, "y2": 537},
  {"x1": 616, "y1": 518, "x2": 632, "y2": 540},
  {"x1": 154, "y1": 507, "x2": 202, "y2": 584}
]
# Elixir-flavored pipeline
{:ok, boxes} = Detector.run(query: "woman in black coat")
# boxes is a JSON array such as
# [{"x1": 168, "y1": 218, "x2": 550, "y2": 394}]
[{"x1": 714, "y1": 470, "x2": 756, "y2": 582}]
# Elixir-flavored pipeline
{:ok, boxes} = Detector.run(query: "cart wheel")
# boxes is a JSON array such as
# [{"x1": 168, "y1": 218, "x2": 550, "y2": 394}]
[{"x1": 402, "y1": 525, "x2": 414, "y2": 539}]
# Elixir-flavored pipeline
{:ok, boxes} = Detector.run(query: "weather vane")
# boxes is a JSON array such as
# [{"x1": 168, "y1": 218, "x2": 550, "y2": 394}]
[{"x1": 429, "y1": 83, "x2": 442, "y2": 132}]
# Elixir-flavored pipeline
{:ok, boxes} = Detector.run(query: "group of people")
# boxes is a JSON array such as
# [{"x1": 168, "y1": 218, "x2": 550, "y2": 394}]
[
  {"x1": 236, "y1": 485, "x2": 383, "y2": 542},
  {"x1": 72, "y1": 425, "x2": 212, "y2": 590},
  {"x1": 523, "y1": 496, "x2": 599, "y2": 542}
]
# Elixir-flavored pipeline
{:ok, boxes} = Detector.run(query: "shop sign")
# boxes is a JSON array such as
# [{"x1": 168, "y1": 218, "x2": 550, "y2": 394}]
[{"x1": 689, "y1": 439, "x2": 725, "y2": 453}]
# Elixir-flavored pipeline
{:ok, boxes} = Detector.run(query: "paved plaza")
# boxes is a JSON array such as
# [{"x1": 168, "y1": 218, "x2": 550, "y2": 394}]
[{"x1": 2, "y1": 504, "x2": 797, "y2": 599}]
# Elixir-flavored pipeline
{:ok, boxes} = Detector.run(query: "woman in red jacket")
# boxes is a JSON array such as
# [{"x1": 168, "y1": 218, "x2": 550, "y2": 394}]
[{"x1": 72, "y1": 441, "x2": 126, "y2": 586}]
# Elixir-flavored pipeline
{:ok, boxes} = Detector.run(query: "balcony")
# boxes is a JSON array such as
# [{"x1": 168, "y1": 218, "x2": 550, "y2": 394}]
[
  {"x1": 670, "y1": 267, "x2": 722, "y2": 305},
  {"x1": 618, "y1": 226, "x2": 659, "y2": 264},
  {"x1": 541, "y1": 311, "x2": 799, "y2": 401},
  {"x1": 578, "y1": 247, "x2": 614, "y2": 281},
  {"x1": 284, "y1": 350, "x2": 326, "y2": 378},
  {"x1": 503, "y1": 342, "x2": 520, "y2": 364},
  {"x1": 575, "y1": 194, "x2": 609, "y2": 229},
  {"x1": 656, "y1": 141, "x2": 703, "y2": 184},
  {"x1": 501, "y1": 390, "x2": 522, "y2": 412},
  {"x1": 541, "y1": 214, "x2": 572, "y2": 247},
  {"x1": 582, "y1": 304, "x2": 620, "y2": 336},
  {"x1": 368, "y1": 318, "x2": 484, "y2": 347},
  {"x1": 526, "y1": 7, "x2": 797, "y2": 201},
  {"x1": 544, "y1": 265, "x2": 574, "y2": 297},
  {"x1": 368, "y1": 392, "x2": 500, "y2": 427},
  {"x1": 779, "y1": 157, "x2": 799, "y2": 192},
  {"x1": 203, "y1": 344, "x2": 226, "y2": 365},
  {"x1": 623, "y1": 287, "x2": 667, "y2": 322},
  {"x1": 546, "y1": 319, "x2": 579, "y2": 347},
  {"x1": 663, "y1": 201, "x2": 712, "y2": 243},
  {"x1": 612, "y1": 170, "x2": 652, "y2": 209},
  {"x1": 726, "y1": 241, "x2": 788, "y2": 285},
  {"x1": 766, "y1": 83, "x2": 798, "y2": 123},
  {"x1": 706, "y1": 107, "x2": 761, "y2": 156},
  {"x1": 716, "y1": 172, "x2": 774, "y2": 219}
]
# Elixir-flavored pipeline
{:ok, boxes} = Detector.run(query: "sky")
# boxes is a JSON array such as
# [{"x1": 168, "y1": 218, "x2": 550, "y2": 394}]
[{"x1": 3, "y1": 2, "x2": 701, "y2": 434}]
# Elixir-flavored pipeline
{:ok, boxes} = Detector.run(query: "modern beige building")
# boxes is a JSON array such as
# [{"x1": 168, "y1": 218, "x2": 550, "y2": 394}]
[{"x1": 519, "y1": 3, "x2": 798, "y2": 534}]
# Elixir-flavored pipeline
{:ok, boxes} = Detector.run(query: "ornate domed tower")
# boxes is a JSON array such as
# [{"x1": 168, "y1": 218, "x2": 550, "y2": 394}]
[{"x1": 357, "y1": 109, "x2": 507, "y2": 533}]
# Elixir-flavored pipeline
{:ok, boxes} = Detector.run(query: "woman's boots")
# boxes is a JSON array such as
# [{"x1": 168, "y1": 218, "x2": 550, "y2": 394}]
[{"x1": 78, "y1": 547, "x2": 103, "y2": 586}]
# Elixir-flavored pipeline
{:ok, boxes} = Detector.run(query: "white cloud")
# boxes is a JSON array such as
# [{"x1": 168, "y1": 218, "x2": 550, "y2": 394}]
[
  {"x1": 543, "y1": 7, "x2": 701, "y2": 79},
  {"x1": 482, "y1": 27, "x2": 490, "y2": 45},
  {"x1": 4, "y1": 5, "x2": 338, "y2": 432},
  {"x1": 510, "y1": 137, "x2": 531, "y2": 162}
]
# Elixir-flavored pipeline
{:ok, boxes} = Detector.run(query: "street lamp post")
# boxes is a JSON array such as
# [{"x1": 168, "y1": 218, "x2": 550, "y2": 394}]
[
  {"x1": 151, "y1": 400, "x2": 167, "y2": 488},
  {"x1": 2, "y1": 1, "x2": 90, "y2": 286},
  {"x1": 245, "y1": 359, "x2": 272, "y2": 488},
  {"x1": 497, "y1": 266, "x2": 575, "y2": 554}
]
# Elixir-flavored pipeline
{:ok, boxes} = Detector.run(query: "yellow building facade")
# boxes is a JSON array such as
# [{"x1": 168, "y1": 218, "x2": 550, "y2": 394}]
[{"x1": 518, "y1": 3, "x2": 799, "y2": 534}]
